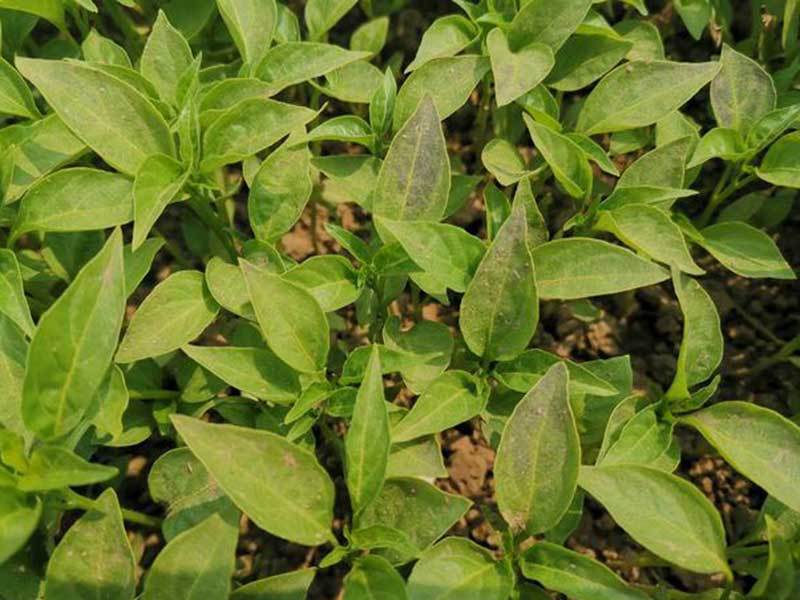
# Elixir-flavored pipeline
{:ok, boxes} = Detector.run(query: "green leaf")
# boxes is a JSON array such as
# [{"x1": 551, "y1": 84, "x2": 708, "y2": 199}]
[
  {"x1": 680, "y1": 401, "x2": 800, "y2": 513},
  {"x1": 576, "y1": 60, "x2": 720, "y2": 135},
  {"x1": 460, "y1": 196, "x2": 538, "y2": 361},
  {"x1": 316, "y1": 60, "x2": 384, "y2": 104},
  {"x1": 16, "y1": 58, "x2": 175, "y2": 176},
  {"x1": 495, "y1": 362, "x2": 580, "y2": 534},
  {"x1": 0, "y1": 0, "x2": 65, "y2": 29},
  {"x1": 344, "y1": 555, "x2": 407, "y2": 600},
  {"x1": 376, "y1": 218, "x2": 484, "y2": 292},
  {"x1": 525, "y1": 115, "x2": 592, "y2": 198},
  {"x1": 749, "y1": 516, "x2": 795, "y2": 600},
  {"x1": 82, "y1": 29, "x2": 131, "y2": 67},
  {"x1": 17, "y1": 445, "x2": 117, "y2": 491},
  {"x1": 710, "y1": 44, "x2": 776, "y2": 135},
  {"x1": 124, "y1": 237, "x2": 164, "y2": 296},
  {"x1": 0, "y1": 488, "x2": 40, "y2": 565},
  {"x1": 293, "y1": 115, "x2": 375, "y2": 148},
  {"x1": 0, "y1": 114, "x2": 87, "y2": 204},
  {"x1": 141, "y1": 11, "x2": 193, "y2": 106},
  {"x1": 217, "y1": 0, "x2": 276, "y2": 72},
  {"x1": 352, "y1": 17, "x2": 389, "y2": 55},
  {"x1": 746, "y1": 105, "x2": 800, "y2": 153},
  {"x1": 314, "y1": 154, "x2": 381, "y2": 207},
  {"x1": 666, "y1": 272, "x2": 723, "y2": 400},
  {"x1": 406, "y1": 537, "x2": 514, "y2": 600},
  {"x1": 204, "y1": 257, "x2": 256, "y2": 320},
  {"x1": 374, "y1": 96, "x2": 450, "y2": 222},
  {"x1": 116, "y1": 270, "x2": 219, "y2": 363},
  {"x1": 148, "y1": 447, "x2": 238, "y2": 541},
  {"x1": 355, "y1": 478, "x2": 471, "y2": 564},
  {"x1": 0, "y1": 249, "x2": 34, "y2": 337},
  {"x1": 617, "y1": 136, "x2": 693, "y2": 189},
  {"x1": 255, "y1": 42, "x2": 370, "y2": 94},
  {"x1": 614, "y1": 20, "x2": 665, "y2": 61},
  {"x1": 345, "y1": 345, "x2": 391, "y2": 515},
  {"x1": 595, "y1": 205, "x2": 703, "y2": 275},
  {"x1": 519, "y1": 542, "x2": 650, "y2": 600},
  {"x1": 369, "y1": 67, "x2": 396, "y2": 137},
  {"x1": 392, "y1": 371, "x2": 487, "y2": 442},
  {"x1": 23, "y1": 230, "x2": 125, "y2": 439},
  {"x1": 283, "y1": 255, "x2": 360, "y2": 312},
  {"x1": 44, "y1": 491, "x2": 134, "y2": 598},
  {"x1": 508, "y1": 0, "x2": 593, "y2": 51},
  {"x1": 133, "y1": 154, "x2": 187, "y2": 251},
  {"x1": 305, "y1": 0, "x2": 357, "y2": 40},
  {"x1": 383, "y1": 317, "x2": 453, "y2": 394},
  {"x1": 757, "y1": 131, "x2": 800, "y2": 187},
  {"x1": 0, "y1": 56, "x2": 39, "y2": 119},
  {"x1": 171, "y1": 415, "x2": 335, "y2": 546},
  {"x1": 699, "y1": 222, "x2": 795, "y2": 279},
  {"x1": 0, "y1": 315, "x2": 26, "y2": 436},
  {"x1": 182, "y1": 345, "x2": 300, "y2": 404},
  {"x1": 532, "y1": 238, "x2": 669, "y2": 300},
  {"x1": 487, "y1": 28, "x2": 554, "y2": 107},
  {"x1": 494, "y1": 349, "x2": 618, "y2": 397},
  {"x1": 393, "y1": 56, "x2": 490, "y2": 130},
  {"x1": 546, "y1": 33, "x2": 631, "y2": 92},
  {"x1": 200, "y1": 98, "x2": 317, "y2": 171},
  {"x1": 598, "y1": 404, "x2": 676, "y2": 470},
  {"x1": 567, "y1": 133, "x2": 619, "y2": 176},
  {"x1": 406, "y1": 15, "x2": 477, "y2": 73},
  {"x1": 578, "y1": 465, "x2": 730, "y2": 577},
  {"x1": 230, "y1": 569, "x2": 315, "y2": 600},
  {"x1": 687, "y1": 127, "x2": 746, "y2": 168},
  {"x1": 673, "y1": 0, "x2": 711, "y2": 39},
  {"x1": 142, "y1": 514, "x2": 238, "y2": 600},
  {"x1": 241, "y1": 260, "x2": 329, "y2": 374},
  {"x1": 13, "y1": 168, "x2": 133, "y2": 241},
  {"x1": 481, "y1": 138, "x2": 529, "y2": 185},
  {"x1": 249, "y1": 138, "x2": 312, "y2": 243}
]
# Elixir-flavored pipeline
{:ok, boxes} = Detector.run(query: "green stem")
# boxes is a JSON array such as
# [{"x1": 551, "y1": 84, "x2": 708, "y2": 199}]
[
  {"x1": 128, "y1": 389, "x2": 181, "y2": 400},
  {"x1": 62, "y1": 490, "x2": 162, "y2": 529},
  {"x1": 188, "y1": 197, "x2": 237, "y2": 261},
  {"x1": 154, "y1": 226, "x2": 194, "y2": 270},
  {"x1": 727, "y1": 544, "x2": 768, "y2": 559}
]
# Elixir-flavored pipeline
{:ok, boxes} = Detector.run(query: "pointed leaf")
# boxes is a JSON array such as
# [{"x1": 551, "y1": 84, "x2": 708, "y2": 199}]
[
  {"x1": 487, "y1": 28, "x2": 554, "y2": 107},
  {"x1": 116, "y1": 270, "x2": 219, "y2": 363},
  {"x1": 374, "y1": 96, "x2": 450, "y2": 222},
  {"x1": 16, "y1": 58, "x2": 175, "y2": 176},
  {"x1": 711, "y1": 45, "x2": 776, "y2": 135},
  {"x1": 578, "y1": 465, "x2": 730, "y2": 576},
  {"x1": 0, "y1": 249, "x2": 34, "y2": 337},
  {"x1": 406, "y1": 538, "x2": 514, "y2": 600},
  {"x1": 217, "y1": 0, "x2": 277, "y2": 70},
  {"x1": 495, "y1": 363, "x2": 580, "y2": 534},
  {"x1": 346, "y1": 346, "x2": 391, "y2": 515},
  {"x1": 680, "y1": 401, "x2": 800, "y2": 513},
  {"x1": 393, "y1": 371, "x2": 487, "y2": 442},
  {"x1": 577, "y1": 60, "x2": 720, "y2": 135},
  {"x1": 241, "y1": 261, "x2": 329, "y2": 374},
  {"x1": 44, "y1": 490, "x2": 135, "y2": 600},
  {"x1": 172, "y1": 415, "x2": 335, "y2": 546},
  {"x1": 532, "y1": 238, "x2": 669, "y2": 299},
  {"x1": 460, "y1": 197, "x2": 538, "y2": 361},
  {"x1": 23, "y1": 230, "x2": 125, "y2": 439},
  {"x1": 141, "y1": 11, "x2": 193, "y2": 106},
  {"x1": 142, "y1": 514, "x2": 238, "y2": 600},
  {"x1": 133, "y1": 154, "x2": 187, "y2": 250}
]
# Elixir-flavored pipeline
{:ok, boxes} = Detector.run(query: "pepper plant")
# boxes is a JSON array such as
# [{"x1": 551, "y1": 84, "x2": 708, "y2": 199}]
[{"x1": 0, "y1": 0, "x2": 799, "y2": 598}]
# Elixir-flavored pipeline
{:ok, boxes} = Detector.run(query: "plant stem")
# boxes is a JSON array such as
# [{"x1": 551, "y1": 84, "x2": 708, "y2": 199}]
[
  {"x1": 128, "y1": 389, "x2": 181, "y2": 400},
  {"x1": 188, "y1": 197, "x2": 237, "y2": 261},
  {"x1": 62, "y1": 489, "x2": 162, "y2": 529},
  {"x1": 697, "y1": 166, "x2": 757, "y2": 228}
]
